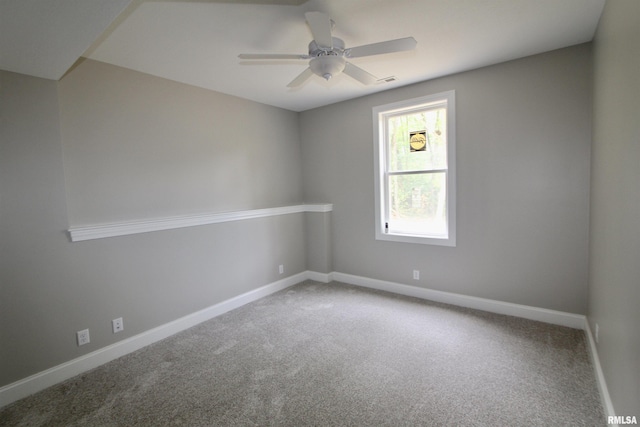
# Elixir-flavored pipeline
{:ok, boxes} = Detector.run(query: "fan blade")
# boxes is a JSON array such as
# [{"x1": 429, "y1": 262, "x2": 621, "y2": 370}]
[
  {"x1": 305, "y1": 11, "x2": 333, "y2": 49},
  {"x1": 346, "y1": 37, "x2": 417, "y2": 58},
  {"x1": 287, "y1": 68, "x2": 314, "y2": 88},
  {"x1": 239, "y1": 53, "x2": 308, "y2": 60},
  {"x1": 343, "y1": 62, "x2": 378, "y2": 85}
]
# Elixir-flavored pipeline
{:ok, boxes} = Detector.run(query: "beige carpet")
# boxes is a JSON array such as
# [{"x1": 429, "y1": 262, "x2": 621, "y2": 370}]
[{"x1": 0, "y1": 281, "x2": 604, "y2": 426}]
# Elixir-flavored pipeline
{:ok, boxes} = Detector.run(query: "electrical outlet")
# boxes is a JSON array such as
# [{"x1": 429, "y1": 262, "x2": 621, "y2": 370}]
[
  {"x1": 413, "y1": 270, "x2": 420, "y2": 280},
  {"x1": 279, "y1": 264, "x2": 284, "y2": 274},
  {"x1": 77, "y1": 329, "x2": 90, "y2": 346},
  {"x1": 595, "y1": 323, "x2": 599, "y2": 344},
  {"x1": 112, "y1": 317, "x2": 124, "y2": 333}
]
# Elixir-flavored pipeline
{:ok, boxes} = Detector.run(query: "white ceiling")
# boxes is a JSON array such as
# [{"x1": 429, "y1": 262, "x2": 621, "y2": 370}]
[
  {"x1": 1, "y1": 0, "x2": 606, "y2": 112},
  {"x1": 0, "y1": 0, "x2": 132, "y2": 81}
]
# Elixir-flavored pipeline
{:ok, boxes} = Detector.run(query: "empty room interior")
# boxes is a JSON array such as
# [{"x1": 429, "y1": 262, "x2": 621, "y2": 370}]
[{"x1": 1, "y1": 0, "x2": 638, "y2": 425}]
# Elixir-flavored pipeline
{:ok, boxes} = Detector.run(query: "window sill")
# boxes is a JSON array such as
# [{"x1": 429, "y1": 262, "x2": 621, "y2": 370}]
[{"x1": 375, "y1": 231, "x2": 456, "y2": 247}]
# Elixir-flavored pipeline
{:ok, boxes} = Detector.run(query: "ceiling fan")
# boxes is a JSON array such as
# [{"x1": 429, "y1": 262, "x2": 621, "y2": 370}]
[{"x1": 238, "y1": 11, "x2": 417, "y2": 87}]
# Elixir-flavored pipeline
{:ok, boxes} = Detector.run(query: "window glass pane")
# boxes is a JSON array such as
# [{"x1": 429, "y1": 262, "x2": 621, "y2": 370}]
[
  {"x1": 388, "y1": 107, "x2": 447, "y2": 172},
  {"x1": 388, "y1": 172, "x2": 447, "y2": 236}
]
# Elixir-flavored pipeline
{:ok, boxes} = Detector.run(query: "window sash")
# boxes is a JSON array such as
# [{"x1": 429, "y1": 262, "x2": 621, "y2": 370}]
[
  {"x1": 386, "y1": 169, "x2": 448, "y2": 176},
  {"x1": 384, "y1": 170, "x2": 448, "y2": 237},
  {"x1": 383, "y1": 105, "x2": 448, "y2": 174},
  {"x1": 373, "y1": 90, "x2": 456, "y2": 246}
]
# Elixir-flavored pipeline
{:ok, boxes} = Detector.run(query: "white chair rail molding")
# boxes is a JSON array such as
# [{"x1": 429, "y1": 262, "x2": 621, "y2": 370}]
[{"x1": 68, "y1": 204, "x2": 333, "y2": 242}]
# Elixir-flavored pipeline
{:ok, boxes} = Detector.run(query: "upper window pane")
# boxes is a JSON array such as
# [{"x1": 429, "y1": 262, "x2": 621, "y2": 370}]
[{"x1": 388, "y1": 107, "x2": 447, "y2": 172}]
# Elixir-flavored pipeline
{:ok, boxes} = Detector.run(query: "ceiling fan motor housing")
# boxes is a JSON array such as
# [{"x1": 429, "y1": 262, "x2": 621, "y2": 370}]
[{"x1": 308, "y1": 37, "x2": 345, "y2": 57}]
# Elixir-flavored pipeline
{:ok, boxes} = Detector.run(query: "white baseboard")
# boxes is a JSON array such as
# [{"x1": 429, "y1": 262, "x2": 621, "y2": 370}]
[
  {"x1": 0, "y1": 270, "x2": 599, "y2": 411},
  {"x1": 332, "y1": 272, "x2": 586, "y2": 329},
  {"x1": 306, "y1": 270, "x2": 333, "y2": 283},
  {"x1": 584, "y1": 320, "x2": 617, "y2": 423},
  {"x1": 330, "y1": 273, "x2": 622, "y2": 418},
  {"x1": 0, "y1": 271, "x2": 308, "y2": 409}
]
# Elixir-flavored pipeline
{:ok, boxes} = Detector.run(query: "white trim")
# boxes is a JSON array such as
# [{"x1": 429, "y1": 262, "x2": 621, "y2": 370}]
[
  {"x1": 333, "y1": 271, "x2": 615, "y2": 417},
  {"x1": 68, "y1": 204, "x2": 333, "y2": 242},
  {"x1": 0, "y1": 271, "x2": 308, "y2": 409},
  {"x1": 584, "y1": 320, "x2": 617, "y2": 423},
  {"x1": 306, "y1": 271, "x2": 334, "y2": 283},
  {"x1": 304, "y1": 203, "x2": 333, "y2": 213},
  {"x1": 0, "y1": 270, "x2": 597, "y2": 410},
  {"x1": 332, "y1": 272, "x2": 586, "y2": 329},
  {"x1": 373, "y1": 90, "x2": 456, "y2": 247}
]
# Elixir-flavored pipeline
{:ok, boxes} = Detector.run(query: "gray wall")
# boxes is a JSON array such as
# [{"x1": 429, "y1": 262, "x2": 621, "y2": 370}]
[
  {"x1": 305, "y1": 212, "x2": 332, "y2": 274},
  {"x1": 0, "y1": 63, "x2": 306, "y2": 388},
  {"x1": 5, "y1": 24, "x2": 634, "y2": 412},
  {"x1": 588, "y1": 0, "x2": 640, "y2": 416},
  {"x1": 1, "y1": 71, "x2": 76, "y2": 387},
  {"x1": 59, "y1": 59, "x2": 303, "y2": 225},
  {"x1": 300, "y1": 44, "x2": 593, "y2": 314}
]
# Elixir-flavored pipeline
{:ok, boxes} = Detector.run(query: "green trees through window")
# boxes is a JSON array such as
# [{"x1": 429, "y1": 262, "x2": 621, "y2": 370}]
[
  {"x1": 374, "y1": 91, "x2": 456, "y2": 246},
  {"x1": 387, "y1": 108, "x2": 448, "y2": 236}
]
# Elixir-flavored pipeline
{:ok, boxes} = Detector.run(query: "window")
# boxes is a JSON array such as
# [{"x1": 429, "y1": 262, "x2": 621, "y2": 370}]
[{"x1": 373, "y1": 91, "x2": 456, "y2": 246}]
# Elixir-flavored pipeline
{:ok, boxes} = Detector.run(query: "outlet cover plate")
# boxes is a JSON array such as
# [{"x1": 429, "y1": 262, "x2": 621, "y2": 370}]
[
  {"x1": 77, "y1": 329, "x2": 90, "y2": 346},
  {"x1": 112, "y1": 317, "x2": 124, "y2": 333}
]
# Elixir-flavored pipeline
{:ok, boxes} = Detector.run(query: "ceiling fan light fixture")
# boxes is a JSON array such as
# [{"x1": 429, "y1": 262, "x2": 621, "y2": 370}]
[{"x1": 309, "y1": 56, "x2": 346, "y2": 81}]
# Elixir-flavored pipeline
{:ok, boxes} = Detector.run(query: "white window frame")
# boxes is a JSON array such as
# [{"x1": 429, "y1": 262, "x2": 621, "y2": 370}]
[{"x1": 373, "y1": 90, "x2": 456, "y2": 246}]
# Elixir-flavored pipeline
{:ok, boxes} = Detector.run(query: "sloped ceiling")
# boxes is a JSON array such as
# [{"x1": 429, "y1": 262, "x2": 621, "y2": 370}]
[
  {"x1": 1, "y1": 0, "x2": 606, "y2": 111},
  {"x1": 0, "y1": 0, "x2": 132, "y2": 80}
]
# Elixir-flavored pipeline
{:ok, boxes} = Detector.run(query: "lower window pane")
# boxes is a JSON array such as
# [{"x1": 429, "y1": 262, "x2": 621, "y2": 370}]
[{"x1": 388, "y1": 172, "x2": 447, "y2": 237}]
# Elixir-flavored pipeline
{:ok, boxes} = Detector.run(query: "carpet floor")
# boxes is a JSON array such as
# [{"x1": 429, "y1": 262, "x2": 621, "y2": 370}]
[{"x1": 0, "y1": 281, "x2": 604, "y2": 426}]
